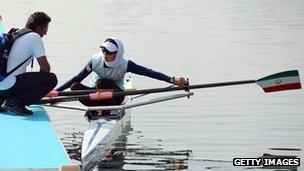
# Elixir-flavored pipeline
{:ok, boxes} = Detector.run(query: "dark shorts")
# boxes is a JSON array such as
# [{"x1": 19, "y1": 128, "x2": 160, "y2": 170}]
[{"x1": 0, "y1": 72, "x2": 57, "y2": 106}]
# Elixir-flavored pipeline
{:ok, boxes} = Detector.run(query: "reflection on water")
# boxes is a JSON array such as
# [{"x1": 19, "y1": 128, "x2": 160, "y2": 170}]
[
  {"x1": 60, "y1": 116, "x2": 301, "y2": 171},
  {"x1": 61, "y1": 130, "x2": 83, "y2": 162},
  {"x1": 62, "y1": 128, "x2": 302, "y2": 171}
]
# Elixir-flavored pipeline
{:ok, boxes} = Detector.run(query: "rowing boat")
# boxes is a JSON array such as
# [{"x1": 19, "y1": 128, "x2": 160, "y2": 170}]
[
  {"x1": 81, "y1": 107, "x2": 131, "y2": 170},
  {"x1": 47, "y1": 93, "x2": 194, "y2": 171},
  {"x1": 80, "y1": 80, "x2": 194, "y2": 170},
  {"x1": 81, "y1": 80, "x2": 133, "y2": 170},
  {"x1": 40, "y1": 70, "x2": 301, "y2": 170}
]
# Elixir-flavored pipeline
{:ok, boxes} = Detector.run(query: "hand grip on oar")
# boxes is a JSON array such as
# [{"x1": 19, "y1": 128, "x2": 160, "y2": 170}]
[
  {"x1": 45, "y1": 88, "x2": 130, "y2": 98},
  {"x1": 39, "y1": 92, "x2": 114, "y2": 104},
  {"x1": 185, "y1": 78, "x2": 190, "y2": 98},
  {"x1": 89, "y1": 92, "x2": 113, "y2": 100},
  {"x1": 46, "y1": 90, "x2": 59, "y2": 98}
]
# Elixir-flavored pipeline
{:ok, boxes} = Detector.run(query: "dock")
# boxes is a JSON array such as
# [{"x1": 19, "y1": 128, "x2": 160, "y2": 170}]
[{"x1": 0, "y1": 105, "x2": 72, "y2": 171}]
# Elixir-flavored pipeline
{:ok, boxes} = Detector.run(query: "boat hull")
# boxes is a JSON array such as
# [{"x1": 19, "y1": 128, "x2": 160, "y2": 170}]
[{"x1": 81, "y1": 109, "x2": 131, "y2": 170}]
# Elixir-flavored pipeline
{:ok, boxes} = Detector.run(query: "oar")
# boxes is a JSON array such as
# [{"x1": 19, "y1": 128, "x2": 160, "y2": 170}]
[
  {"x1": 131, "y1": 84, "x2": 175, "y2": 100},
  {"x1": 38, "y1": 70, "x2": 301, "y2": 104},
  {"x1": 45, "y1": 88, "x2": 123, "y2": 97},
  {"x1": 256, "y1": 70, "x2": 301, "y2": 92},
  {"x1": 45, "y1": 75, "x2": 133, "y2": 98},
  {"x1": 38, "y1": 80, "x2": 254, "y2": 104},
  {"x1": 38, "y1": 92, "x2": 114, "y2": 104},
  {"x1": 42, "y1": 92, "x2": 194, "y2": 111}
]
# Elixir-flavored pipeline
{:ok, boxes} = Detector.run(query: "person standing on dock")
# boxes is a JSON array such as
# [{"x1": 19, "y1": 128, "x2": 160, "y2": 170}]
[
  {"x1": 0, "y1": 12, "x2": 57, "y2": 115},
  {"x1": 56, "y1": 37, "x2": 187, "y2": 106}
]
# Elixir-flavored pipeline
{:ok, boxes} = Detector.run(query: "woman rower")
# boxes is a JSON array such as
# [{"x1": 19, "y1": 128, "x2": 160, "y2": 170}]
[{"x1": 56, "y1": 37, "x2": 187, "y2": 106}]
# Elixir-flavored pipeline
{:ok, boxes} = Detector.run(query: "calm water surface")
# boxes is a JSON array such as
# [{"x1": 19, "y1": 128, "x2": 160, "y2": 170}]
[{"x1": 1, "y1": 0, "x2": 303, "y2": 170}]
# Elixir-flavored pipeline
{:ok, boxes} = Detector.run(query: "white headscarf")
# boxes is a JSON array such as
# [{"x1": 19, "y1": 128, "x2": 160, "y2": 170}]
[{"x1": 103, "y1": 37, "x2": 125, "y2": 68}]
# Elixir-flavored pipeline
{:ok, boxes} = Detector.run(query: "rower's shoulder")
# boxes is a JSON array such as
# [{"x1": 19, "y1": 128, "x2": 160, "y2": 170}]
[
  {"x1": 127, "y1": 59, "x2": 136, "y2": 66},
  {"x1": 91, "y1": 52, "x2": 104, "y2": 66}
]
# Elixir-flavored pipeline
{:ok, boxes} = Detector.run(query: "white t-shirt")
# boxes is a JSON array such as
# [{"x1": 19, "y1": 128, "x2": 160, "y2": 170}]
[{"x1": 0, "y1": 32, "x2": 45, "y2": 90}]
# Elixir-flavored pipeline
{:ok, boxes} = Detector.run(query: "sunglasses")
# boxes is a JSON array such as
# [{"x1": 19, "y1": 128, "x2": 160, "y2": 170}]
[
  {"x1": 101, "y1": 47, "x2": 117, "y2": 55},
  {"x1": 41, "y1": 26, "x2": 48, "y2": 32}
]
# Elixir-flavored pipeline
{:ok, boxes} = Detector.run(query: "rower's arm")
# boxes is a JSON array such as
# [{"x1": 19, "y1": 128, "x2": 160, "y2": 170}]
[
  {"x1": 56, "y1": 61, "x2": 92, "y2": 91},
  {"x1": 127, "y1": 60, "x2": 172, "y2": 83},
  {"x1": 37, "y1": 56, "x2": 51, "y2": 72}
]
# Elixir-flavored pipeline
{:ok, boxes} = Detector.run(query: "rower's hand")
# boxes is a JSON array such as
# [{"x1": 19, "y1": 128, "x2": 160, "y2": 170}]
[{"x1": 173, "y1": 77, "x2": 187, "y2": 88}]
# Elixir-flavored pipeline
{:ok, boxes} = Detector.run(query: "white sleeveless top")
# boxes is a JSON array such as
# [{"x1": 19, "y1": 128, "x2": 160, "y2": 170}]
[{"x1": 90, "y1": 52, "x2": 128, "y2": 89}]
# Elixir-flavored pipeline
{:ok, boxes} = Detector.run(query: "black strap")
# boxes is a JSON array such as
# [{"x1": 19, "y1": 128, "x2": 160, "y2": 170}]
[
  {"x1": 31, "y1": 58, "x2": 34, "y2": 70},
  {"x1": 4, "y1": 28, "x2": 33, "y2": 77},
  {"x1": 6, "y1": 55, "x2": 33, "y2": 75},
  {"x1": 15, "y1": 28, "x2": 33, "y2": 39},
  {"x1": 4, "y1": 28, "x2": 32, "y2": 57}
]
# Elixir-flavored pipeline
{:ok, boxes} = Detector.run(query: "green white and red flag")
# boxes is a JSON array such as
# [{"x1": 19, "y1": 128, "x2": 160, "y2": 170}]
[{"x1": 257, "y1": 70, "x2": 302, "y2": 93}]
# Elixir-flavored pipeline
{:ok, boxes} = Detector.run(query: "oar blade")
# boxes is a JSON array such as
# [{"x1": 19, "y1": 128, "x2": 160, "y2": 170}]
[{"x1": 257, "y1": 70, "x2": 302, "y2": 93}]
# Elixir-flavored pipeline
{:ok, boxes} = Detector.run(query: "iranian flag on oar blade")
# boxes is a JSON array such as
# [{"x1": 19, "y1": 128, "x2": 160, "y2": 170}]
[{"x1": 257, "y1": 70, "x2": 302, "y2": 93}]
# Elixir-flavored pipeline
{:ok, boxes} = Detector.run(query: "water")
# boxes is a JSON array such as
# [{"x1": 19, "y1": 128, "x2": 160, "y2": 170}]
[{"x1": 1, "y1": 0, "x2": 303, "y2": 170}]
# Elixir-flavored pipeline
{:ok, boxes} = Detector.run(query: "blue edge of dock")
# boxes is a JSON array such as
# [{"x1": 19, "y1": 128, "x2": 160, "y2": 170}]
[{"x1": 0, "y1": 105, "x2": 71, "y2": 170}]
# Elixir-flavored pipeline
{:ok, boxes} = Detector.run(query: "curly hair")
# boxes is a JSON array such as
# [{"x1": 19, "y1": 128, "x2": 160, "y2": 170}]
[{"x1": 25, "y1": 12, "x2": 51, "y2": 30}]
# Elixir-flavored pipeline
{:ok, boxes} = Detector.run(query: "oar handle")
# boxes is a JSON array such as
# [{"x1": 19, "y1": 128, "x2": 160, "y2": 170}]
[
  {"x1": 45, "y1": 89, "x2": 109, "y2": 97},
  {"x1": 45, "y1": 88, "x2": 135, "y2": 97},
  {"x1": 89, "y1": 92, "x2": 113, "y2": 100},
  {"x1": 39, "y1": 92, "x2": 114, "y2": 104},
  {"x1": 46, "y1": 90, "x2": 59, "y2": 98}
]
